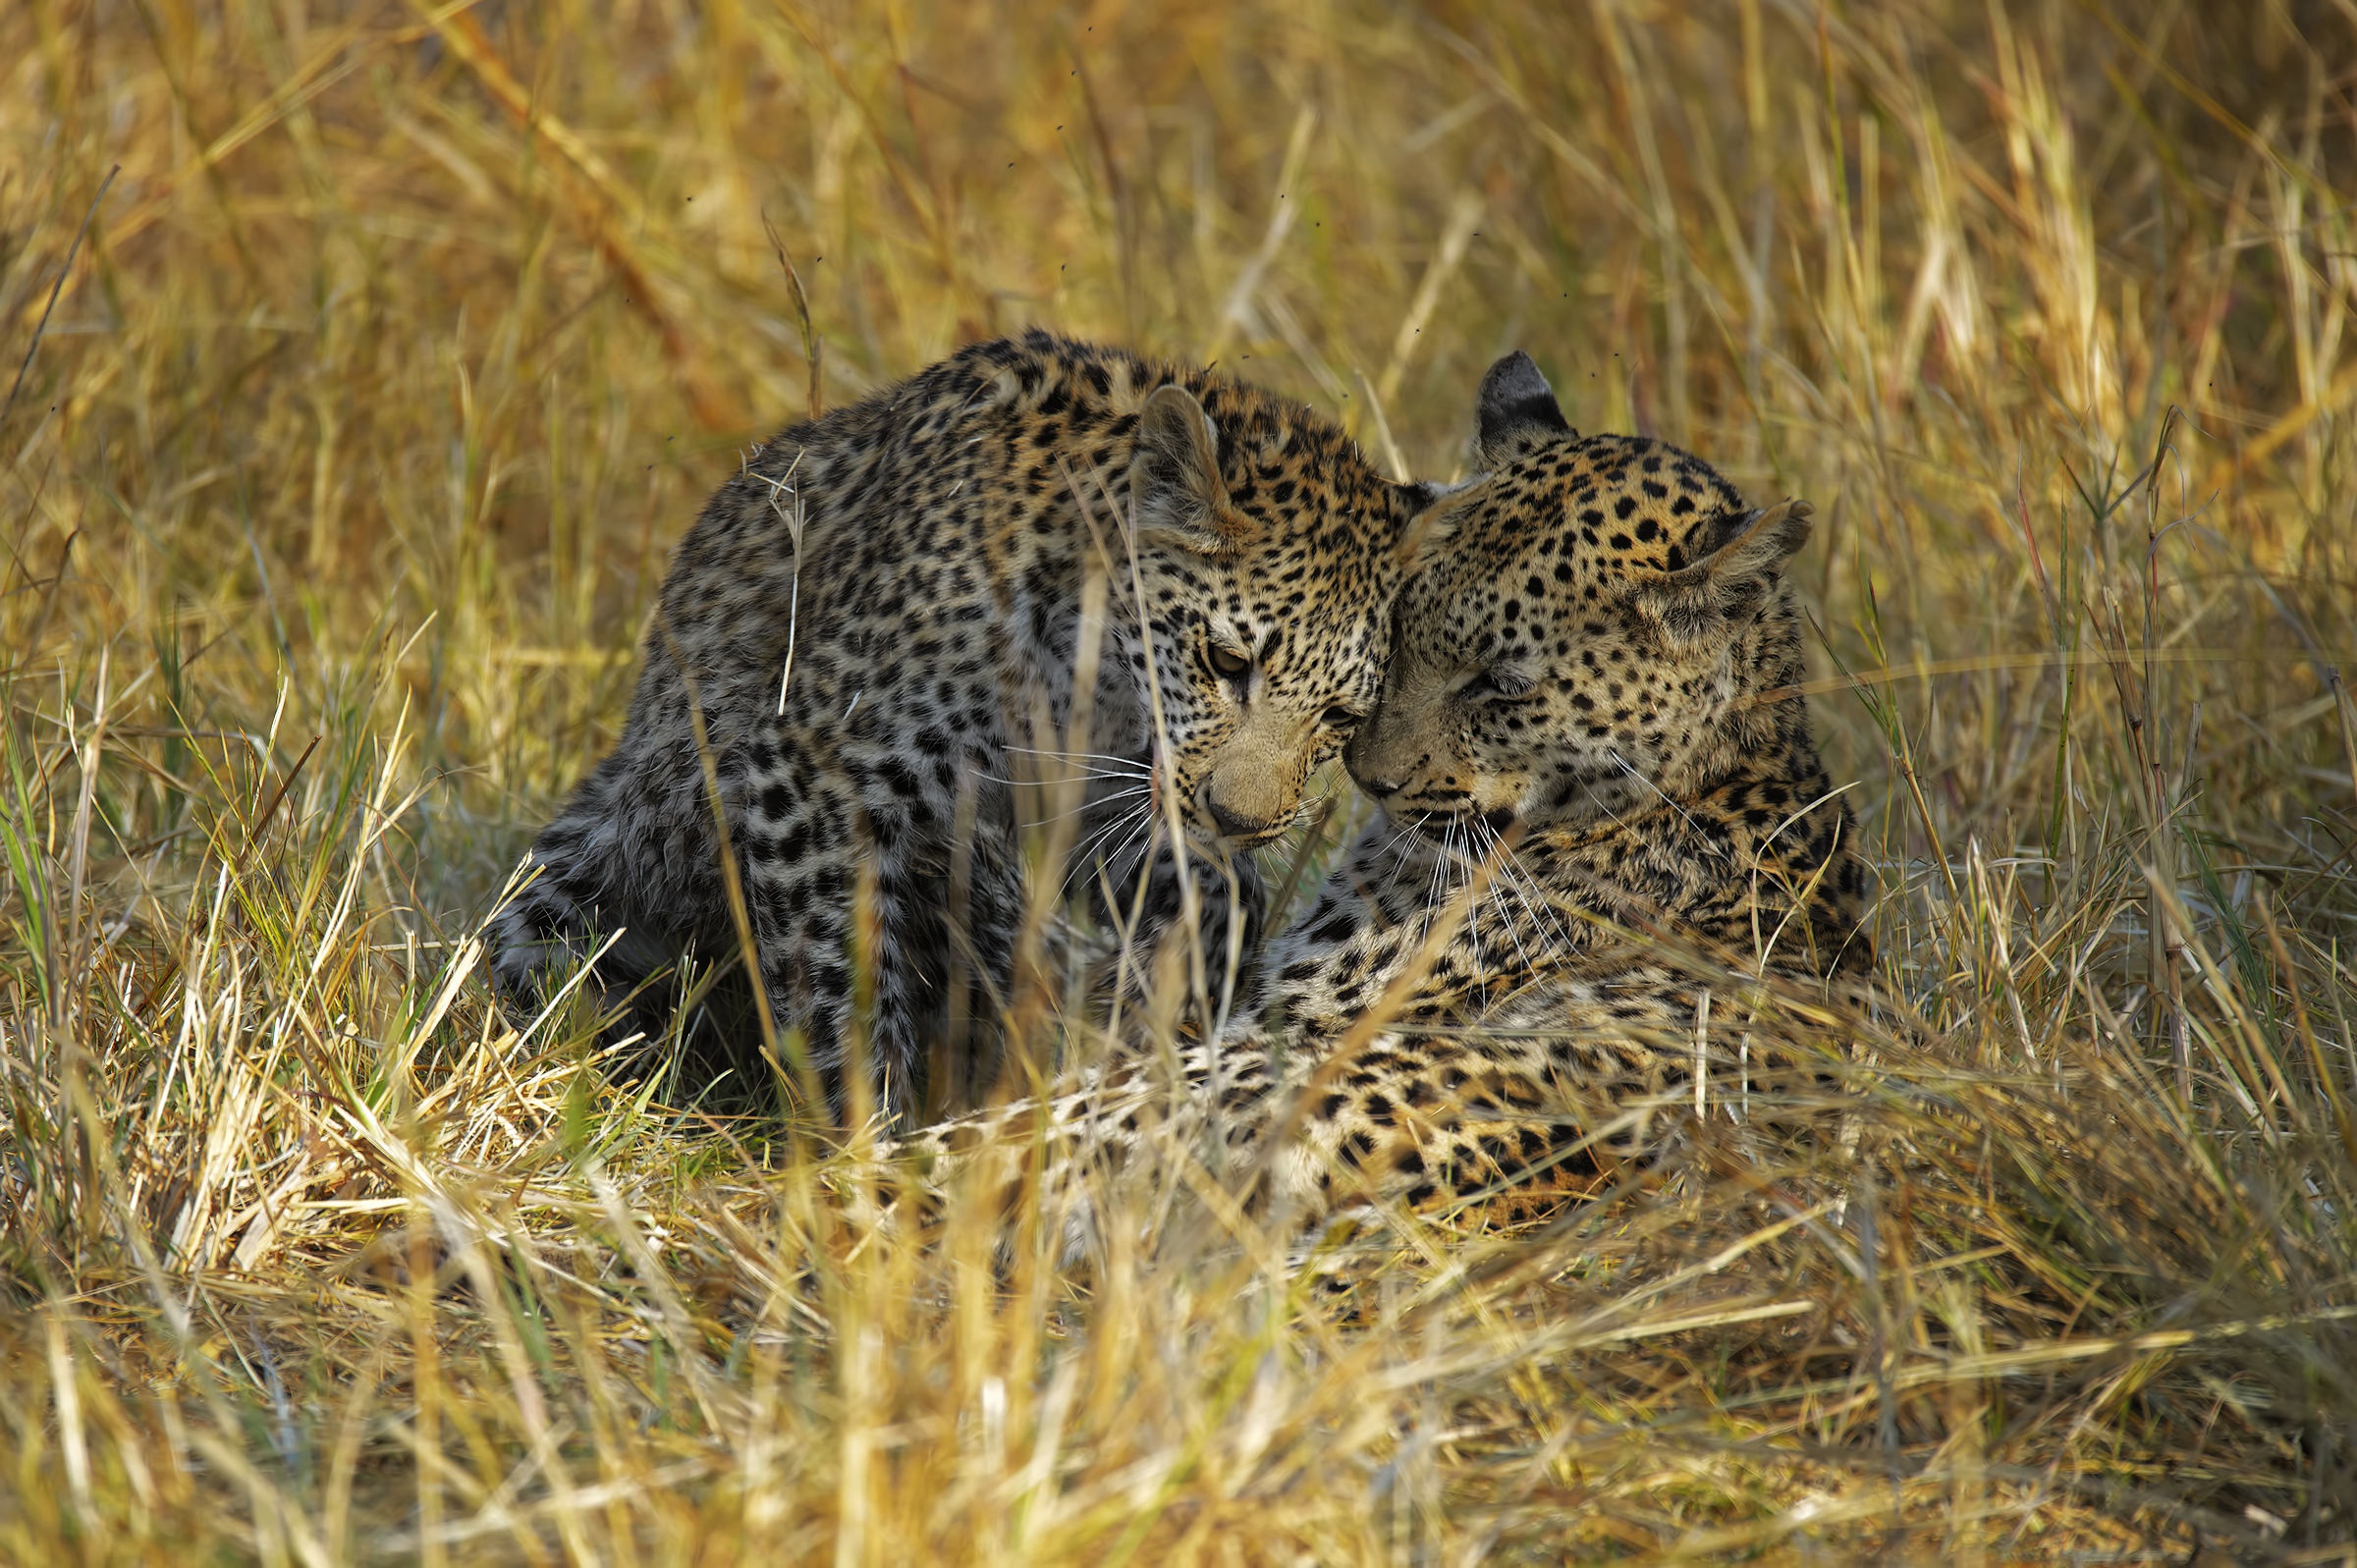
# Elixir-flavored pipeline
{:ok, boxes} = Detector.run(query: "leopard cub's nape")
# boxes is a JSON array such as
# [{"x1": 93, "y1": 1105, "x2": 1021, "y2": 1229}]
[
  {"x1": 879, "y1": 349, "x2": 1874, "y2": 1253},
  {"x1": 492, "y1": 331, "x2": 1443, "y2": 1119}
]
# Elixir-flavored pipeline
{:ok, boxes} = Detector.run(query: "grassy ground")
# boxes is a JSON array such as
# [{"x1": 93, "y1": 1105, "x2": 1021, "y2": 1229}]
[{"x1": 5, "y1": 0, "x2": 2357, "y2": 1559}]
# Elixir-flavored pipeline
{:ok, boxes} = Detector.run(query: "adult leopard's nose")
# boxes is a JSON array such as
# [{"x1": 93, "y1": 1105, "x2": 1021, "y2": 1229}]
[{"x1": 1345, "y1": 718, "x2": 1431, "y2": 801}]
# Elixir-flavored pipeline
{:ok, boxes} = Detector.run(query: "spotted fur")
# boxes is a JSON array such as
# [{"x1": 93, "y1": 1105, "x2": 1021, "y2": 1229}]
[
  {"x1": 887, "y1": 352, "x2": 1871, "y2": 1235},
  {"x1": 494, "y1": 331, "x2": 1437, "y2": 1114}
]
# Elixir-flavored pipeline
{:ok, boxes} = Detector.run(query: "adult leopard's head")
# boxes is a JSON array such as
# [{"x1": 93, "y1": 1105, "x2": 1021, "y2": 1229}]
[
  {"x1": 1116, "y1": 375, "x2": 1444, "y2": 851},
  {"x1": 1348, "y1": 352, "x2": 1815, "y2": 838}
]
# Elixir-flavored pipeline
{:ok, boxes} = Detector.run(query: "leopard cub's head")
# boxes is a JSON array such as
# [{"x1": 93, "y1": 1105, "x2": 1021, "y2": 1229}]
[
  {"x1": 1348, "y1": 352, "x2": 1815, "y2": 838},
  {"x1": 1118, "y1": 376, "x2": 1443, "y2": 851}
]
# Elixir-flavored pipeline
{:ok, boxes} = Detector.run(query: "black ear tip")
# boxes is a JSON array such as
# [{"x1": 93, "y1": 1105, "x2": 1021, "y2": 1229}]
[
  {"x1": 1478, "y1": 351, "x2": 1551, "y2": 406},
  {"x1": 1476, "y1": 351, "x2": 1571, "y2": 445}
]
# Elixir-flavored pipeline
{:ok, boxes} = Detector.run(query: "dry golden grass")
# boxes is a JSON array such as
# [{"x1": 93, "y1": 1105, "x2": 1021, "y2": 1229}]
[{"x1": 5, "y1": 0, "x2": 2357, "y2": 1559}]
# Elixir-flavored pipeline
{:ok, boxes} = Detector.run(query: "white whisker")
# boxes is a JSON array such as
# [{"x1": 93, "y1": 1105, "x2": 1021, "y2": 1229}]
[
  {"x1": 1371, "y1": 814, "x2": 1422, "y2": 864},
  {"x1": 1006, "y1": 745, "x2": 1156, "y2": 774},
  {"x1": 1609, "y1": 748, "x2": 1723, "y2": 855},
  {"x1": 1475, "y1": 816, "x2": 1571, "y2": 958},
  {"x1": 979, "y1": 765, "x2": 1155, "y2": 786},
  {"x1": 1063, "y1": 800, "x2": 1150, "y2": 880},
  {"x1": 1026, "y1": 784, "x2": 1152, "y2": 827},
  {"x1": 1470, "y1": 817, "x2": 1539, "y2": 987},
  {"x1": 1061, "y1": 801, "x2": 1157, "y2": 899},
  {"x1": 1078, "y1": 813, "x2": 1159, "y2": 906},
  {"x1": 1421, "y1": 816, "x2": 1461, "y2": 944}
]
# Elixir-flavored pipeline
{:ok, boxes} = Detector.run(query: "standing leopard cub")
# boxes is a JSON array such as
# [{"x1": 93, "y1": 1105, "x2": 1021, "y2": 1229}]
[{"x1": 494, "y1": 331, "x2": 1439, "y2": 1115}]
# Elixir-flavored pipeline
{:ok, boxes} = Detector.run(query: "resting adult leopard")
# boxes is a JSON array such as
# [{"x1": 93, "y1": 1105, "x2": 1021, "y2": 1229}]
[
  {"x1": 494, "y1": 331, "x2": 1443, "y2": 1116},
  {"x1": 890, "y1": 351, "x2": 1871, "y2": 1234}
]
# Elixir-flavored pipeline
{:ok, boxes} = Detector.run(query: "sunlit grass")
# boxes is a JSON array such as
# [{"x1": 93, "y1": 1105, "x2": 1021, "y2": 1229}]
[{"x1": 4, "y1": 0, "x2": 2356, "y2": 1558}]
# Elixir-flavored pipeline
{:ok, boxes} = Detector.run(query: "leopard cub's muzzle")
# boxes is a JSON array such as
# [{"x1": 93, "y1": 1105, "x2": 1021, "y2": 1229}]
[{"x1": 1187, "y1": 706, "x2": 1318, "y2": 848}]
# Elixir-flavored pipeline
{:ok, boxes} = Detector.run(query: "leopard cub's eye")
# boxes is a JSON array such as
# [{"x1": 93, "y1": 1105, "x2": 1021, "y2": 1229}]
[
  {"x1": 1321, "y1": 705, "x2": 1362, "y2": 729},
  {"x1": 1208, "y1": 644, "x2": 1253, "y2": 679}
]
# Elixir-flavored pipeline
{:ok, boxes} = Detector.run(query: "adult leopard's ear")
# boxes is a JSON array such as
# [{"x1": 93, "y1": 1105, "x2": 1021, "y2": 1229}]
[
  {"x1": 1634, "y1": 499, "x2": 1813, "y2": 644},
  {"x1": 1473, "y1": 351, "x2": 1574, "y2": 467},
  {"x1": 1126, "y1": 383, "x2": 1237, "y2": 555}
]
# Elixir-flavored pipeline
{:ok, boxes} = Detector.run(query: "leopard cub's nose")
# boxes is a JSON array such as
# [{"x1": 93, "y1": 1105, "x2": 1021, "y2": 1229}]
[{"x1": 1356, "y1": 772, "x2": 1406, "y2": 798}]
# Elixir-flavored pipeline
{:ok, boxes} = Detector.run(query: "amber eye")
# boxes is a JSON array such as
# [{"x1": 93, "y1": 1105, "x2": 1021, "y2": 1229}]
[{"x1": 1208, "y1": 644, "x2": 1252, "y2": 679}]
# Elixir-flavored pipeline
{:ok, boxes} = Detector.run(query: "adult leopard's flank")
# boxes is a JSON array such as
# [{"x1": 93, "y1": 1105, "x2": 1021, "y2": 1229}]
[{"x1": 494, "y1": 331, "x2": 1441, "y2": 1116}]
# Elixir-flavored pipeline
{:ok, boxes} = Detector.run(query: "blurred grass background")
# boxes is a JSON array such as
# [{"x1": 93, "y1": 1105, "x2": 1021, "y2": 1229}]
[{"x1": 5, "y1": 0, "x2": 2357, "y2": 1559}]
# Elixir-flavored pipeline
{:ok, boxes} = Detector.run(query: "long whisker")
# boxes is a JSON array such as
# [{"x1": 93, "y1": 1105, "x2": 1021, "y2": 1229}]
[
  {"x1": 1505, "y1": 858, "x2": 1570, "y2": 957},
  {"x1": 979, "y1": 764, "x2": 1156, "y2": 787},
  {"x1": 1425, "y1": 818, "x2": 1469, "y2": 946},
  {"x1": 1068, "y1": 800, "x2": 1150, "y2": 869},
  {"x1": 1005, "y1": 744, "x2": 1157, "y2": 773},
  {"x1": 1414, "y1": 817, "x2": 1447, "y2": 938},
  {"x1": 1423, "y1": 815, "x2": 1460, "y2": 943},
  {"x1": 1481, "y1": 833, "x2": 1541, "y2": 1000},
  {"x1": 1371, "y1": 813, "x2": 1423, "y2": 865},
  {"x1": 1079, "y1": 811, "x2": 1159, "y2": 909},
  {"x1": 1061, "y1": 800, "x2": 1153, "y2": 892},
  {"x1": 1024, "y1": 784, "x2": 1152, "y2": 828},
  {"x1": 1063, "y1": 796, "x2": 1171, "y2": 912},
  {"x1": 1520, "y1": 851, "x2": 1575, "y2": 950},
  {"x1": 1581, "y1": 775, "x2": 1643, "y2": 841},
  {"x1": 1091, "y1": 818, "x2": 1167, "y2": 962},
  {"x1": 1109, "y1": 815, "x2": 1160, "y2": 884},
  {"x1": 1475, "y1": 817, "x2": 1568, "y2": 957},
  {"x1": 1471, "y1": 817, "x2": 1538, "y2": 987},
  {"x1": 1609, "y1": 748, "x2": 1720, "y2": 853},
  {"x1": 1460, "y1": 821, "x2": 1494, "y2": 1000}
]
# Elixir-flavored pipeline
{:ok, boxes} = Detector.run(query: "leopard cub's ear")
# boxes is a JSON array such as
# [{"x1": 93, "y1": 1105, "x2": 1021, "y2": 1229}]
[
  {"x1": 1391, "y1": 475, "x2": 1493, "y2": 570},
  {"x1": 1473, "y1": 351, "x2": 1574, "y2": 467},
  {"x1": 1126, "y1": 383, "x2": 1239, "y2": 555},
  {"x1": 1633, "y1": 499, "x2": 1813, "y2": 644}
]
